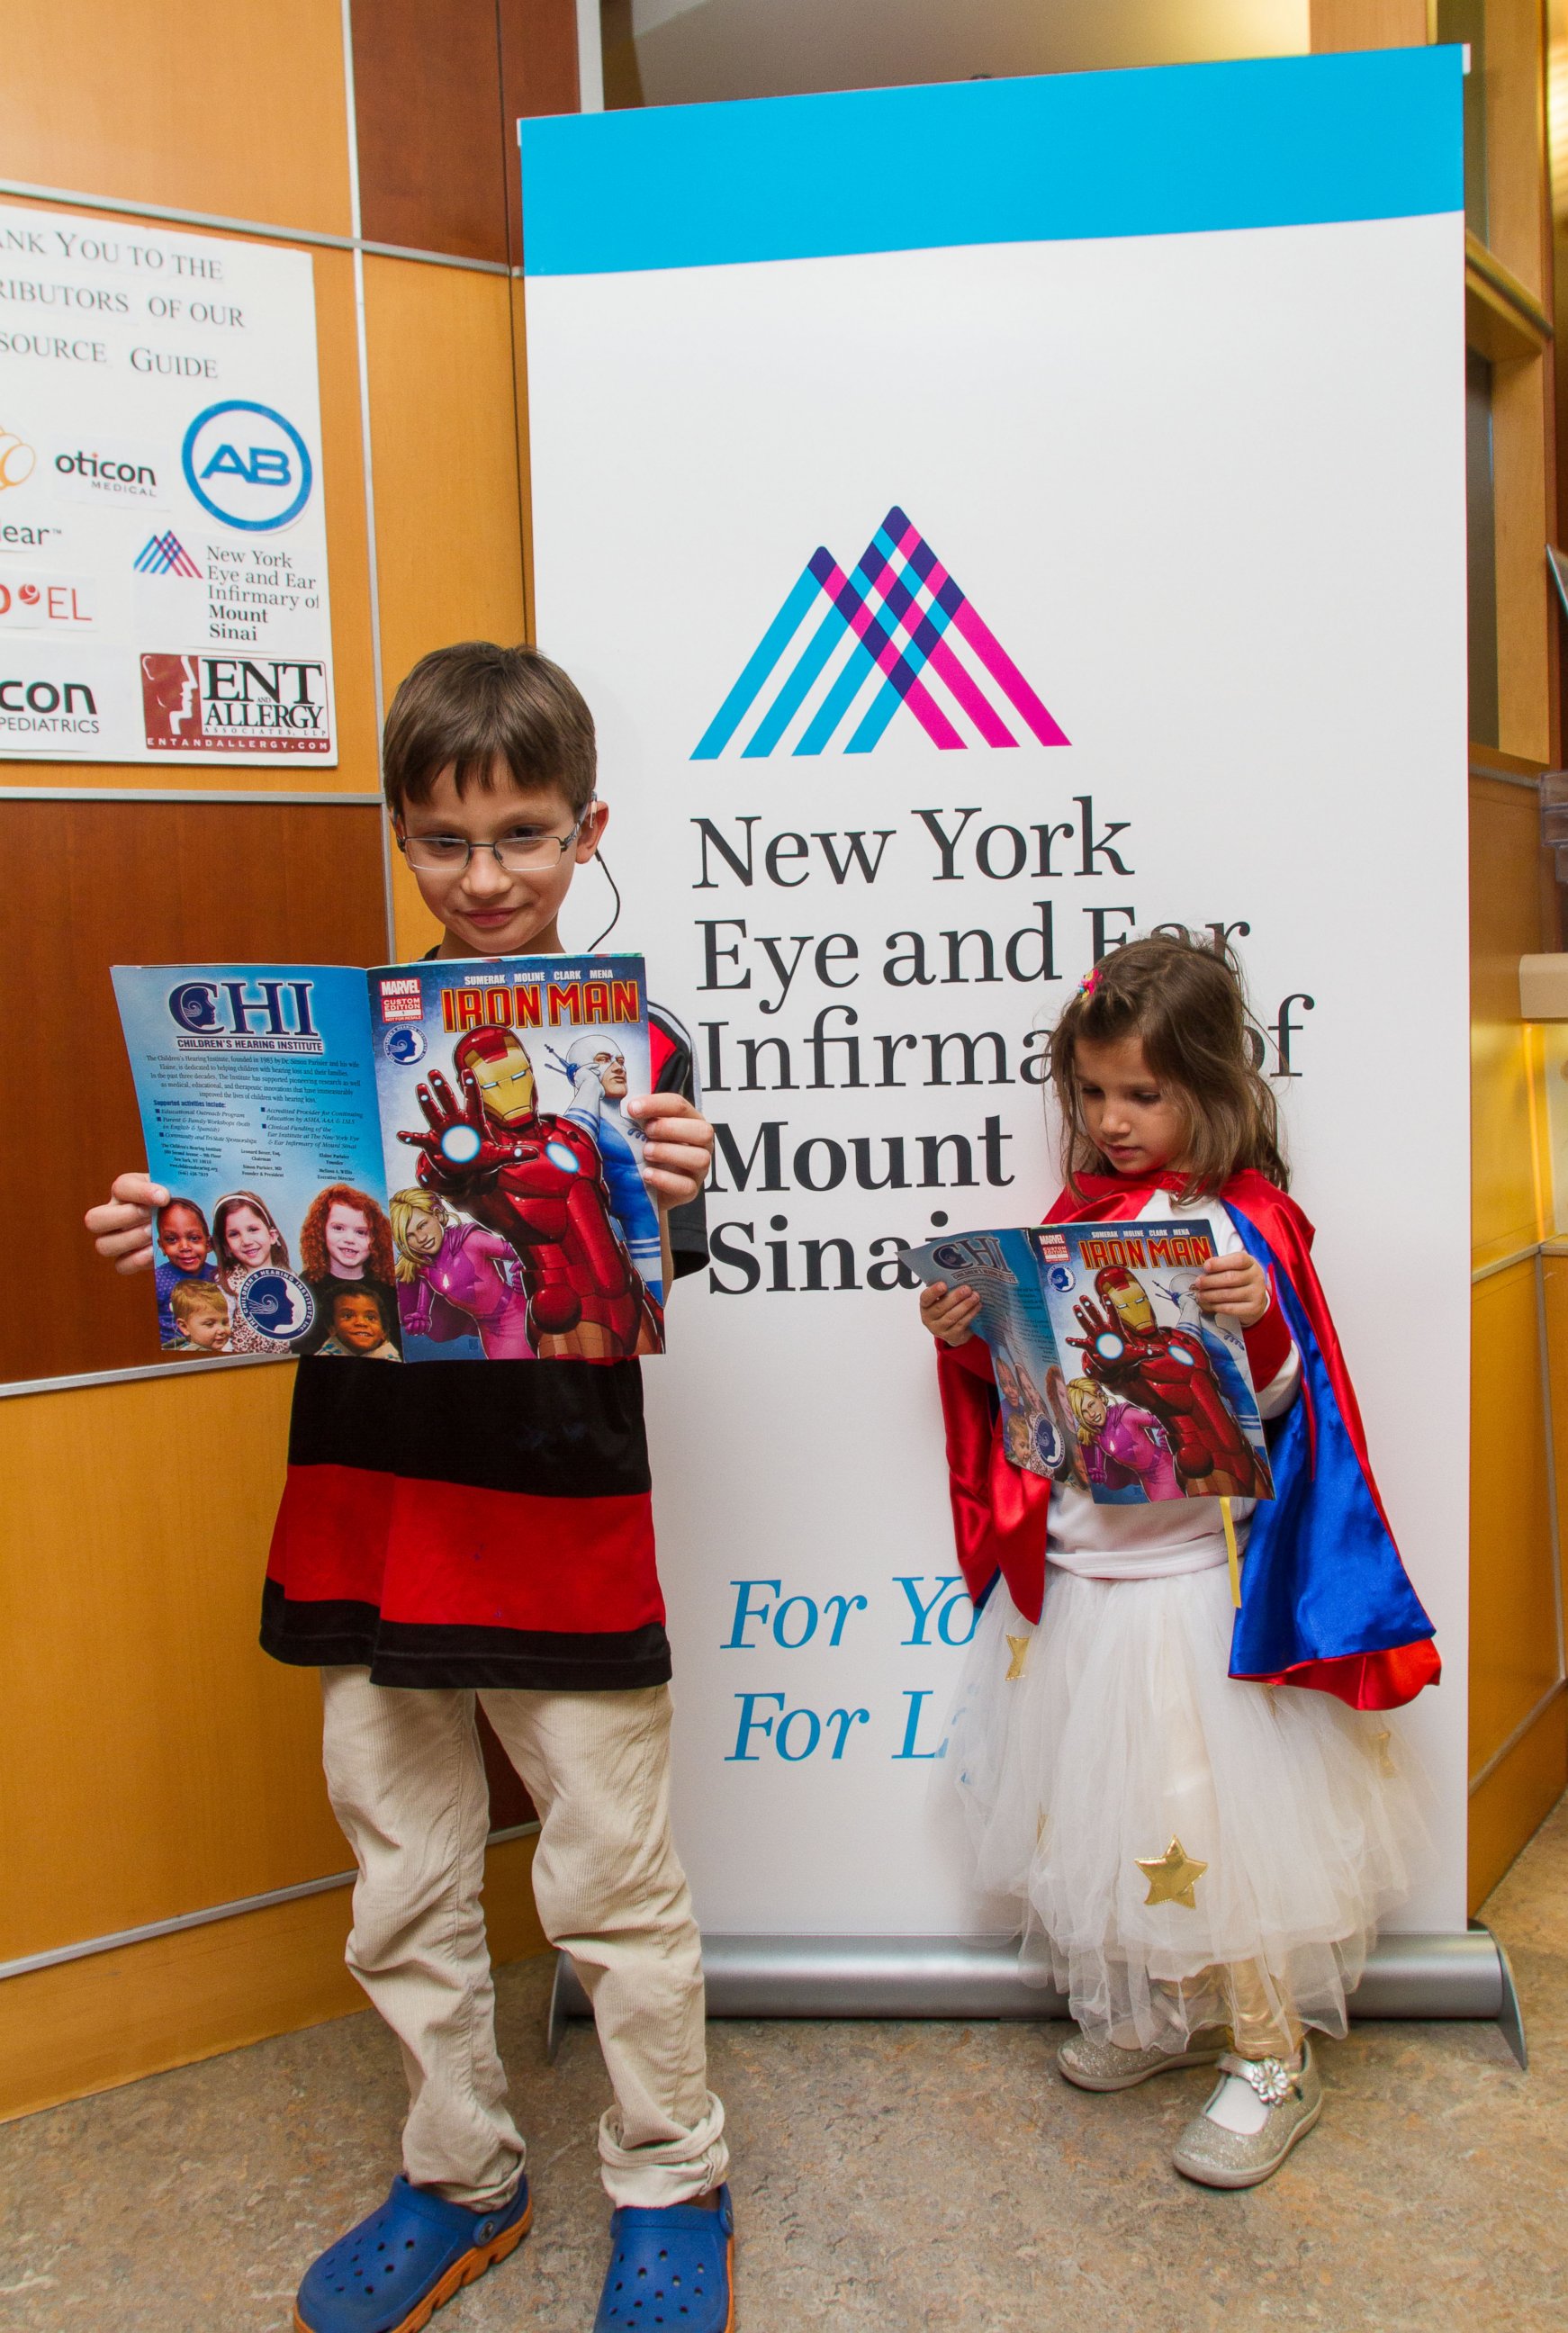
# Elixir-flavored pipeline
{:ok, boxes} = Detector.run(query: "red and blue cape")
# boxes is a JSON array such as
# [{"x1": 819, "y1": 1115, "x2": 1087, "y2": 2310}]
[{"x1": 936, "y1": 1168, "x2": 1439, "y2": 1711}]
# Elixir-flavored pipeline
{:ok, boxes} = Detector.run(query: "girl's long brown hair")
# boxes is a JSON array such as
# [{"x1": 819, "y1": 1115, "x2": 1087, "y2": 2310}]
[
  {"x1": 212, "y1": 1191, "x2": 290, "y2": 1286},
  {"x1": 1049, "y1": 930, "x2": 1289, "y2": 1201},
  {"x1": 300, "y1": 1185, "x2": 397, "y2": 1284}
]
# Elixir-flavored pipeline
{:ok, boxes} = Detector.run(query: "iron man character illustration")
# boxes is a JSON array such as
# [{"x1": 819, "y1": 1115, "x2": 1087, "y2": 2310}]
[
  {"x1": 1068, "y1": 1263, "x2": 1268, "y2": 1500},
  {"x1": 398, "y1": 1026, "x2": 662, "y2": 1361}
]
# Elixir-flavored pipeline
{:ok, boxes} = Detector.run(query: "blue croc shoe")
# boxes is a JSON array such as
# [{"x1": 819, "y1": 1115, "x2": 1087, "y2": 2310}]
[
  {"x1": 294, "y1": 2172, "x2": 531, "y2": 2333},
  {"x1": 594, "y1": 2187, "x2": 734, "y2": 2332}
]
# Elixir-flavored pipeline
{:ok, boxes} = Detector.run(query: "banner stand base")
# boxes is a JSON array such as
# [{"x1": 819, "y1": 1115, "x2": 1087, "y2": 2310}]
[{"x1": 546, "y1": 1925, "x2": 1526, "y2": 2069}]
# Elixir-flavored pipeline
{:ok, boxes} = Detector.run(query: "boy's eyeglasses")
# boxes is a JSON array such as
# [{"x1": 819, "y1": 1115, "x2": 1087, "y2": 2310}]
[{"x1": 398, "y1": 815, "x2": 587, "y2": 875}]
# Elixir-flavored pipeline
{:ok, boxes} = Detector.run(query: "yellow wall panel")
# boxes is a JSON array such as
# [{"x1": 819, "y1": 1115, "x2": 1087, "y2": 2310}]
[
  {"x1": 0, "y1": 0, "x2": 352, "y2": 238},
  {"x1": 364, "y1": 256, "x2": 527, "y2": 959},
  {"x1": 0, "y1": 1835, "x2": 547, "y2": 2125},
  {"x1": 1468, "y1": 1690, "x2": 1568, "y2": 1911},
  {"x1": 0, "y1": 1367, "x2": 347, "y2": 1961},
  {"x1": 1470, "y1": 774, "x2": 1547, "y2": 1266},
  {"x1": 1469, "y1": 1260, "x2": 1562, "y2": 1774},
  {"x1": 1540, "y1": 1249, "x2": 1568, "y2": 1626},
  {"x1": 362, "y1": 257, "x2": 527, "y2": 689}
]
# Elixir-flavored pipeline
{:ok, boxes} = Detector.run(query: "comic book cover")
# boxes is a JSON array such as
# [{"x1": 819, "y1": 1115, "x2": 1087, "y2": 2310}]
[
  {"x1": 906, "y1": 1229, "x2": 1075, "y2": 1482},
  {"x1": 367, "y1": 956, "x2": 664, "y2": 1362},
  {"x1": 1033, "y1": 1220, "x2": 1274, "y2": 1504},
  {"x1": 112, "y1": 953, "x2": 664, "y2": 1365},
  {"x1": 908, "y1": 1219, "x2": 1275, "y2": 1503}
]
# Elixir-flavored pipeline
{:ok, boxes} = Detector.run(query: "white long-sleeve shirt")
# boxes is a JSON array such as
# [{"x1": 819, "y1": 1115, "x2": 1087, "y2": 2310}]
[{"x1": 1048, "y1": 1191, "x2": 1299, "y2": 1582}]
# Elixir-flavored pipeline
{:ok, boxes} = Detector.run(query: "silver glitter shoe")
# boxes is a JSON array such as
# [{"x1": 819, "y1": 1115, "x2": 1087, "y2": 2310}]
[
  {"x1": 1171, "y1": 2040, "x2": 1322, "y2": 2188},
  {"x1": 1057, "y1": 2025, "x2": 1231, "y2": 2093}
]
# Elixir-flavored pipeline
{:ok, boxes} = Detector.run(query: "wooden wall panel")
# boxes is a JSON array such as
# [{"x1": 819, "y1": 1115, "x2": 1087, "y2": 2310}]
[
  {"x1": 0, "y1": 1367, "x2": 332, "y2": 1956},
  {"x1": 0, "y1": 1363, "x2": 540, "y2": 1971},
  {"x1": 1493, "y1": 354, "x2": 1555, "y2": 765},
  {"x1": 0, "y1": 797, "x2": 386, "y2": 1383},
  {"x1": 349, "y1": 0, "x2": 514, "y2": 264},
  {"x1": 0, "y1": 1833, "x2": 546, "y2": 2125},
  {"x1": 502, "y1": 0, "x2": 583, "y2": 264},
  {"x1": 1469, "y1": 1692, "x2": 1568, "y2": 1905},
  {"x1": 0, "y1": 0, "x2": 352, "y2": 238},
  {"x1": 0, "y1": 226, "x2": 379, "y2": 797},
  {"x1": 362, "y1": 256, "x2": 527, "y2": 959},
  {"x1": 1469, "y1": 1261, "x2": 1561, "y2": 1776},
  {"x1": 1309, "y1": 0, "x2": 1428, "y2": 49},
  {"x1": 1471, "y1": 772, "x2": 1549, "y2": 1266}
]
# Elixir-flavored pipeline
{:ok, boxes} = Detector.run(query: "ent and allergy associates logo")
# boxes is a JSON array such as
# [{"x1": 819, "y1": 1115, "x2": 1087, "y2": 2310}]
[
  {"x1": 140, "y1": 651, "x2": 332, "y2": 753},
  {"x1": 694, "y1": 505, "x2": 1069, "y2": 760}
]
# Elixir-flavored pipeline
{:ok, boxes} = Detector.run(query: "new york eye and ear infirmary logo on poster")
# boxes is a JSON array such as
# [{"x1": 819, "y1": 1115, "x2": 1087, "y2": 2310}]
[
  {"x1": 696, "y1": 506, "x2": 1068, "y2": 759},
  {"x1": 0, "y1": 203, "x2": 334, "y2": 764}
]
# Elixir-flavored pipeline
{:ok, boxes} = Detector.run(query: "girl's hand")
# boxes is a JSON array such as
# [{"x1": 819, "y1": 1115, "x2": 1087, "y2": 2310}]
[
  {"x1": 920, "y1": 1278, "x2": 981, "y2": 1347},
  {"x1": 85, "y1": 1172, "x2": 167, "y2": 1275},
  {"x1": 627, "y1": 1092, "x2": 715, "y2": 1210},
  {"x1": 1194, "y1": 1251, "x2": 1268, "y2": 1329}
]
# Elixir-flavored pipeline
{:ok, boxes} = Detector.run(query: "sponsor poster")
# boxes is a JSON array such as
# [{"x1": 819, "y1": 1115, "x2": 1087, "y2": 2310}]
[
  {"x1": 0, "y1": 202, "x2": 334, "y2": 762},
  {"x1": 520, "y1": 53, "x2": 1470, "y2": 1937}
]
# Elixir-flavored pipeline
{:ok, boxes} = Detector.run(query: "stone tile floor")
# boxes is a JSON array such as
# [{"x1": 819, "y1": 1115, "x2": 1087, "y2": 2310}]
[{"x1": 2, "y1": 1797, "x2": 1563, "y2": 2332}]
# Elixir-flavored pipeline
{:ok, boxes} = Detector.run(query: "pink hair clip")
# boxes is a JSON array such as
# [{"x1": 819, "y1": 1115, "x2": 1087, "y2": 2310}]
[{"x1": 1077, "y1": 965, "x2": 1101, "y2": 998}]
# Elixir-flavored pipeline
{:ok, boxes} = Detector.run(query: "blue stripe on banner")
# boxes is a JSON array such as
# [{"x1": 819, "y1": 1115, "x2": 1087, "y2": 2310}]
[
  {"x1": 743, "y1": 598, "x2": 851, "y2": 758},
  {"x1": 690, "y1": 564, "x2": 824, "y2": 759},
  {"x1": 519, "y1": 48, "x2": 1462, "y2": 278}
]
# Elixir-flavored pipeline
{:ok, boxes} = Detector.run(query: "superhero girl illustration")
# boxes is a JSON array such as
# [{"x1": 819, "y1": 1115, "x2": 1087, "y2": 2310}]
[
  {"x1": 1065, "y1": 1374, "x2": 1181, "y2": 1503},
  {"x1": 299, "y1": 1184, "x2": 402, "y2": 1358},
  {"x1": 389, "y1": 1186, "x2": 537, "y2": 1360},
  {"x1": 213, "y1": 1191, "x2": 292, "y2": 1354},
  {"x1": 398, "y1": 1027, "x2": 662, "y2": 1361},
  {"x1": 1068, "y1": 1261, "x2": 1272, "y2": 1500}
]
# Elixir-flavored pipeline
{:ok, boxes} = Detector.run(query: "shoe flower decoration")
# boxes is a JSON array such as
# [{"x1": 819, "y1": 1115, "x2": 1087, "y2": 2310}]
[{"x1": 1240, "y1": 2057, "x2": 1295, "y2": 2107}]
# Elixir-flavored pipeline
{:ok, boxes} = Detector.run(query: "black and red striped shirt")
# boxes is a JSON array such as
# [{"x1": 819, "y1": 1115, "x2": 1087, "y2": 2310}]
[{"x1": 260, "y1": 1002, "x2": 706, "y2": 1691}]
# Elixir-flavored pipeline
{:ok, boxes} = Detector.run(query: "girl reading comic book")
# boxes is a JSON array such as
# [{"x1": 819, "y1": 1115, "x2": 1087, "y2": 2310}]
[{"x1": 918, "y1": 931, "x2": 1437, "y2": 2190}]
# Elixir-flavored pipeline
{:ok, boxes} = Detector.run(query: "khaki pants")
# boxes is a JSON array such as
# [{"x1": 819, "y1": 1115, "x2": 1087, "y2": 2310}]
[{"x1": 320, "y1": 1668, "x2": 728, "y2": 2211}]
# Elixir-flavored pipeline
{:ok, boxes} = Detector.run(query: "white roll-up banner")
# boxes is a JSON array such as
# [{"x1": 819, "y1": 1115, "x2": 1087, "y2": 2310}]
[{"x1": 520, "y1": 50, "x2": 1469, "y2": 1950}]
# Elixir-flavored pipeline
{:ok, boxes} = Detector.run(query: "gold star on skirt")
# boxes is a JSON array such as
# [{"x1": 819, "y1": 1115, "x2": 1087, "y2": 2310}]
[
  {"x1": 1005, "y1": 1634, "x2": 1030, "y2": 1680},
  {"x1": 1135, "y1": 1836, "x2": 1208, "y2": 1908}
]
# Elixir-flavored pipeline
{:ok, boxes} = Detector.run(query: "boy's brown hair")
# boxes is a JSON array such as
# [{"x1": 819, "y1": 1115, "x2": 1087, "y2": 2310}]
[
  {"x1": 1048, "y1": 929, "x2": 1289, "y2": 1200},
  {"x1": 169, "y1": 1277, "x2": 227, "y2": 1325},
  {"x1": 381, "y1": 642, "x2": 596, "y2": 817}
]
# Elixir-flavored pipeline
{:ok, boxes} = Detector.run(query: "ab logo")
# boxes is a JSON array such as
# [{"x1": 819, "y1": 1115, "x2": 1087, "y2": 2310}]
[
  {"x1": 694, "y1": 505, "x2": 1069, "y2": 759},
  {"x1": 181, "y1": 400, "x2": 312, "y2": 533}
]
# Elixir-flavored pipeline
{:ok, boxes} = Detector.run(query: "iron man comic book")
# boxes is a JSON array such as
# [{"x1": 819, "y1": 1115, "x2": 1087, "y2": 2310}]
[
  {"x1": 909, "y1": 1221, "x2": 1274, "y2": 1504},
  {"x1": 112, "y1": 953, "x2": 665, "y2": 1364}
]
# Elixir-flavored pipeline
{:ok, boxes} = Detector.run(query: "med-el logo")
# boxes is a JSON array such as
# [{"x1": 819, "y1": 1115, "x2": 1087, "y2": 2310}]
[
  {"x1": 181, "y1": 400, "x2": 312, "y2": 532},
  {"x1": 134, "y1": 530, "x2": 200, "y2": 578},
  {"x1": 694, "y1": 505, "x2": 1068, "y2": 759}
]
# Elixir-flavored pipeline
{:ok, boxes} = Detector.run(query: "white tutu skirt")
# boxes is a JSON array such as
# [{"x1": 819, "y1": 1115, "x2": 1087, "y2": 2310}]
[{"x1": 946, "y1": 1564, "x2": 1431, "y2": 2050}]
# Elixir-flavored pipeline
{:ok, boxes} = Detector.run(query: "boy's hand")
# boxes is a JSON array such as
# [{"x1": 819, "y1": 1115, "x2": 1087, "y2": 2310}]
[
  {"x1": 627, "y1": 1092, "x2": 713, "y2": 1209},
  {"x1": 85, "y1": 1172, "x2": 168, "y2": 1275},
  {"x1": 1194, "y1": 1252, "x2": 1268, "y2": 1329},
  {"x1": 920, "y1": 1279, "x2": 981, "y2": 1347}
]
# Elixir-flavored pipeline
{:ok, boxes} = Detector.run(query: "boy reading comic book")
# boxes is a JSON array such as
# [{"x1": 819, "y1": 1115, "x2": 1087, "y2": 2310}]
[{"x1": 85, "y1": 643, "x2": 735, "y2": 2333}]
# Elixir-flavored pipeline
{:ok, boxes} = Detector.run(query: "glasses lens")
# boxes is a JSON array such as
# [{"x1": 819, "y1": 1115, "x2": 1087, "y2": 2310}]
[
  {"x1": 404, "y1": 835, "x2": 470, "y2": 871},
  {"x1": 495, "y1": 832, "x2": 571, "y2": 871}
]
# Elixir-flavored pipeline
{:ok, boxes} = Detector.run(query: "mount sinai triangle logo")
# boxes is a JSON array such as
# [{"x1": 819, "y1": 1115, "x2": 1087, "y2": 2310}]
[{"x1": 693, "y1": 506, "x2": 1068, "y2": 760}]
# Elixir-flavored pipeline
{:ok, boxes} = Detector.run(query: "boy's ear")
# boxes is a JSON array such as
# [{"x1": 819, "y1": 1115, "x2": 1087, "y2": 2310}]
[{"x1": 574, "y1": 797, "x2": 608, "y2": 862}]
